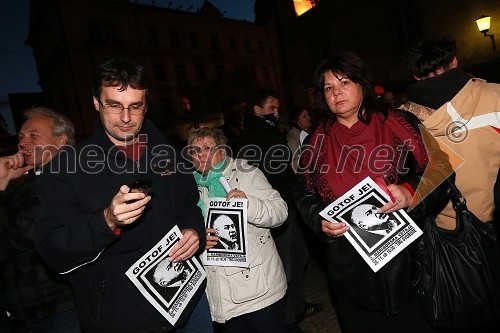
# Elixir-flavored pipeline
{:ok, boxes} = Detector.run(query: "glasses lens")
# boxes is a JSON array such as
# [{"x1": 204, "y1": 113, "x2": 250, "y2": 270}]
[
  {"x1": 102, "y1": 103, "x2": 145, "y2": 114},
  {"x1": 129, "y1": 105, "x2": 146, "y2": 114},
  {"x1": 187, "y1": 145, "x2": 220, "y2": 156},
  {"x1": 106, "y1": 105, "x2": 123, "y2": 114}
]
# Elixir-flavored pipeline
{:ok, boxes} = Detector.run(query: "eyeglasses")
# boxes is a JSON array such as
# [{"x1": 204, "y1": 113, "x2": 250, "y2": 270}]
[
  {"x1": 99, "y1": 100, "x2": 147, "y2": 115},
  {"x1": 187, "y1": 145, "x2": 219, "y2": 156}
]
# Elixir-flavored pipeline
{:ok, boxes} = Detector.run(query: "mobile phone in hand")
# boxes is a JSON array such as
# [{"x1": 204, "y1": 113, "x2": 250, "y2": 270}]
[{"x1": 127, "y1": 179, "x2": 153, "y2": 203}]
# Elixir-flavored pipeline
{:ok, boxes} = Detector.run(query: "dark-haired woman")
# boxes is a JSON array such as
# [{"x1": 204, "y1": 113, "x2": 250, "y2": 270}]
[{"x1": 293, "y1": 51, "x2": 451, "y2": 332}]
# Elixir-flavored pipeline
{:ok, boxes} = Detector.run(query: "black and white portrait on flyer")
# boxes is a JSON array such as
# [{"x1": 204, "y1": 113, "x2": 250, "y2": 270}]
[
  {"x1": 203, "y1": 197, "x2": 248, "y2": 268},
  {"x1": 125, "y1": 226, "x2": 206, "y2": 326},
  {"x1": 319, "y1": 176, "x2": 423, "y2": 272}
]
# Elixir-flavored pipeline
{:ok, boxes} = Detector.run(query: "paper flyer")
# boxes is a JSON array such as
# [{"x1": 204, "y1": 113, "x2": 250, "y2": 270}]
[
  {"x1": 126, "y1": 226, "x2": 206, "y2": 325},
  {"x1": 203, "y1": 197, "x2": 249, "y2": 268},
  {"x1": 320, "y1": 176, "x2": 422, "y2": 272}
]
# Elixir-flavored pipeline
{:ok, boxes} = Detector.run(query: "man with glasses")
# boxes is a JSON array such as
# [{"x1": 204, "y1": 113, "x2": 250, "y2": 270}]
[{"x1": 35, "y1": 58, "x2": 212, "y2": 333}]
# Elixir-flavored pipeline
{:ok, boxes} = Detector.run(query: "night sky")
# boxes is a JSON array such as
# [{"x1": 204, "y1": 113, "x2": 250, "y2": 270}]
[
  {"x1": 0, "y1": 0, "x2": 255, "y2": 134},
  {"x1": 0, "y1": 1, "x2": 39, "y2": 101}
]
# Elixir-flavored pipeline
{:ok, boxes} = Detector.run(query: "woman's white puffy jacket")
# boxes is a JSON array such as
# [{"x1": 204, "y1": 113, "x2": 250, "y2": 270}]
[{"x1": 198, "y1": 158, "x2": 288, "y2": 323}]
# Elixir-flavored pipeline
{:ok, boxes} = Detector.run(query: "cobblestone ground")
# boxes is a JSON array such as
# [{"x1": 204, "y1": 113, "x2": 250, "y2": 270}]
[{"x1": 298, "y1": 241, "x2": 342, "y2": 333}]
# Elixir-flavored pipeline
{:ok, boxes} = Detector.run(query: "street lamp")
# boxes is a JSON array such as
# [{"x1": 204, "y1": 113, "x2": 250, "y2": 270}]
[
  {"x1": 476, "y1": 15, "x2": 496, "y2": 51},
  {"x1": 293, "y1": 0, "x2": 315, "y2": 16}
]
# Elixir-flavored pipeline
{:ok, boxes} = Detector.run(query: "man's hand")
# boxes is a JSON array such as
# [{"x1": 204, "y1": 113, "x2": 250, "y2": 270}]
[
  {"x1": 104, "y1": 185, "x2": 151, "y2": 231},
  {"x1": 169, "y1": 228, "x2": 200, "y2": 262},
  {"x1": 0, "y1": 151, "x2": 34, "y2": 190}
]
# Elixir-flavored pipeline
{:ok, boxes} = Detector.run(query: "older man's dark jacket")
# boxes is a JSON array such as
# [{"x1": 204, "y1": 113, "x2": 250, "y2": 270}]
[{"x1": 0, "y1": 173, "x2": 76, "y2": 321}]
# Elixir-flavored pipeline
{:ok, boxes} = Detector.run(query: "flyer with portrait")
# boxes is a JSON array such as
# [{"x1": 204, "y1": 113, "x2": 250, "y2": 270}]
[
  {"x1": 319, "y1": 176, "x2": 422, "y2": 272},
  {"x1": 125, "y1": 225, "x2": 206, "y2": 326},
  {"x1": 203, "y1": 197, "x2": 249, "y2": 268}
]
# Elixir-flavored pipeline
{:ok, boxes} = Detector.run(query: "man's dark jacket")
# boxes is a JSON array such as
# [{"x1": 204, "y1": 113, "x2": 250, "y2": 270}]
[
  {"x1": 0, "y1": 174, "x2": 75, "y2": 320},
  {"x1": 237, "y1": 113, "x2": 295, "y2": 207},
  {"x1": 34, "y1": 119, "x2": 206, "y2": 333}
]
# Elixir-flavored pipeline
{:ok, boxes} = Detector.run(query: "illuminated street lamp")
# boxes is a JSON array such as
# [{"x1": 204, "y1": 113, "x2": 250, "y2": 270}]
[
  {"x1": 476, "y1": 15, "x2": 496, "y2": 51},
  {"x1": 293, "y1": 0, "x2": 314, "y2": 16}
]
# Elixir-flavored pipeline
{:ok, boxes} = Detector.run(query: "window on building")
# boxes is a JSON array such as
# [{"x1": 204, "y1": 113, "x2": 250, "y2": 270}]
[
  {"x1": 229, "y1": 37, "x2": 237, "y2": 51},
  {"x1": 195, "y1": 64, "x2": 205, "y2": 81},
  {"x1": 244, "y1": 38, "x2": 252, "y2": 52},
  {"x1": 210, "y1": 35, "x2": 220, "y2": 51},
  {"x1": 170, "y1": 30, "x2": 181, "y2": 48},
  {"x1": 88, "y1": 21, "x2": 101, "y2": 44},
  {"x1": 257, "y1": 40, "x2": 265, "y2": 53},
  {"x1": 190, "y1": 32, "x2": 199, "y2": 49},
  {"x1": 148, "y1": 28, "x2": 159, "y2": 47},
  {"x1": 176, "y1": 64, "x2": 187, "y2": 81},
  {"x1": 154, "y1": 64, "x2": 165, "y2": 82},
  {"x1": 393, "y1": 1, "x2": 421, "y2": 46}
]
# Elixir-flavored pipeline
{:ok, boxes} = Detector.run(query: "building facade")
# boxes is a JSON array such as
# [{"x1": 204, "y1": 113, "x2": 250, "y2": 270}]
[
  {"x1": 27, "y1": 0, "x2": 284, "y2": 141},
  {"x1": 27, "y1": 0, "x2": 500, "y2": 140}
]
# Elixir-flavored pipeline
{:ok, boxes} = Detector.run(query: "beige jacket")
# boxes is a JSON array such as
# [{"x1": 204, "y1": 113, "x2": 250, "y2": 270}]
[
  {"x1": 401, "y1": 78, "x2": 500, "y2": 229},
  {"x1": 199, "y1": 158, "x2": 288, "y2": 323}
]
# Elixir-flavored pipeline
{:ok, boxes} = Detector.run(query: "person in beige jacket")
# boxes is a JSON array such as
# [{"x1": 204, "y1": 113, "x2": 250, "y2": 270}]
[
  {"x1": 402, "y1": 34, "x2": 500, "y2": 230},
  {"x1": 188, "y1": 127, "x2": 288, "y2": 333}
]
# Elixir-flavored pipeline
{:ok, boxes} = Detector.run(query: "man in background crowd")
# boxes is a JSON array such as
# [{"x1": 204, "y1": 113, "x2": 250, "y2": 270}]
[
  {"x1": 0, "y1": 107, "x2": 80, "y2": 332},
  {"x1": 238, "y1": 89, "x2": 322, "y2": 332}
]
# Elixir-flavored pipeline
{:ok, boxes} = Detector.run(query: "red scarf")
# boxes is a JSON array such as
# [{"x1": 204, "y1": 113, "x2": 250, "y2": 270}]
[
  {"x1": 301, "y1": 111, "x2": 428, "y2": 203},
  {"x1": 117, "y1": 140, "x2": 146, "y2": 162}
]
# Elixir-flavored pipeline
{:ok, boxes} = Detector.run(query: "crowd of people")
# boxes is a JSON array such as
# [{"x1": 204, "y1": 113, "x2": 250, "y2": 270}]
[{"x1": 1, "y1": 33, "x2": 498, "y2": 333}]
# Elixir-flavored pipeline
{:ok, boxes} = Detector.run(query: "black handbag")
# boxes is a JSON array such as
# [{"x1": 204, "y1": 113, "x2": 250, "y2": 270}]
[{"x1": 412, "y1": 179, "x2": 500, "y2": 329}]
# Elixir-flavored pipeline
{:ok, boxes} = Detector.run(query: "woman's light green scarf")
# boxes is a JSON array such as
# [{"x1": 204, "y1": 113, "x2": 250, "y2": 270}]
[{"x1": 193, "y1": 160, "x2": 228, "y2": 217}]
